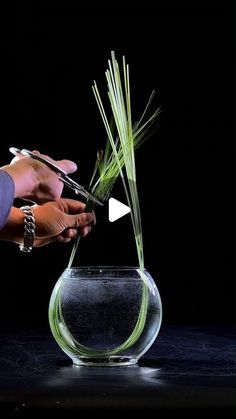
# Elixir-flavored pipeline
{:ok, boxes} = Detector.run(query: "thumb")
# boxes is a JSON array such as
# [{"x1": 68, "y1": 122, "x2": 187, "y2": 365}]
[
  {"x1": 57, "y1": 159, "x2": 77, "y2": 174},
  {"x1": 69, "y1": 212, "x2": 94, "y2": 229}
]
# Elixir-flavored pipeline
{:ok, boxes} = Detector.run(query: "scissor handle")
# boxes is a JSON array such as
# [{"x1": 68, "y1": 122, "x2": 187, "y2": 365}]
[
  {"x1": 9, "y1": 147, "x2": 67, "y2": 176},
  {"x1": 9, "y1": 146, "x2": 104, "y2": 206},
  {"x1": 9, "y1": 147, "x2": 22, "y2": 156},
  {"x1": 21, "y1": 149, "x2": 68, "y2": 176}
]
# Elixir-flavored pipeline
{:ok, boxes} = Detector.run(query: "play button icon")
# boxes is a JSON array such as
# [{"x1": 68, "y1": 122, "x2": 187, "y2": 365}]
[{"x1": 108, "y1": 198, "x2": 131, "y2": 222}]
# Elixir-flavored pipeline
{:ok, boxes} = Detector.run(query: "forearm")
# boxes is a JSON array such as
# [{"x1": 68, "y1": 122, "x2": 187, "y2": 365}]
[
  {"x1": 0, "y1": 207, "x2": 24, "y2": 244},
  {"x1": 0, "y1": 164, "x2": 38, "y2": 199},
  {"x1": 0, "y1": 170, "x2": 15, "y2": 228}
]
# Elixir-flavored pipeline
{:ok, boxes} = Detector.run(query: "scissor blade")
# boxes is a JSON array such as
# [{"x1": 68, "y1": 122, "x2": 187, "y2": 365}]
[
  {"x1": 60, "y1": 178, "x2": 103, "y2": 206},
  {"x1": 83, "y1": 191, "x2": 104, "y2": 206}
]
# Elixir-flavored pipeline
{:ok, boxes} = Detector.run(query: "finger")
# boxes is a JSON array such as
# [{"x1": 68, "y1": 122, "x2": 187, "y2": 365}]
[
  {"x1": 70, "y1": 212, "x2": 94, "y2": 229},
  {"x1": 57, "y1": 236, "x2": 71, "y2": 243},
  {"x1": 80, "y1": 225, "x2": 92, "y2": 237},
  {"x1": 62, "y1": 198, "x2": 86, "y2": 214},
  {"x1": 56, "y1": 159, "x2": 77, "y2": 174},
  {"x1": 61, "y1": 228, "x2": 78, "y2": 239},
  {"x1": 11, "y1": 155, "x2": 23, "y2": 163},
  {"x1": 92, "y1": 210, "x2": 96, "y2": 226},
  {"x1": 31, "y1": 152, "x2": 77, "y2": 174},
  {"x1": 10, "y1": 150, "x2": 25, "y2": 162}
]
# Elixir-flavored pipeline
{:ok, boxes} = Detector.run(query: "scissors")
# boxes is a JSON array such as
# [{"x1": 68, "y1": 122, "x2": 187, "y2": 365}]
[{"x1": 9, "y1": 147, "x2": 103, "y2": 207}]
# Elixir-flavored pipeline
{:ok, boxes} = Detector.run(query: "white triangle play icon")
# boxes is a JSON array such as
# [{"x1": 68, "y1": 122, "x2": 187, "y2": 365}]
[{"x1": 108, "y1": 198, "x2": 131, "y2": 222}]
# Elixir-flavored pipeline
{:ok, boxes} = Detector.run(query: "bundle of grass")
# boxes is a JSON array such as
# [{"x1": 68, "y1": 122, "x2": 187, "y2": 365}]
[
  {"x1": 68, "y1": 52, "x2": 160, "y2": 269},
  {"x1": 50, "y1": 52, "x2": 160, "y2": 357}
]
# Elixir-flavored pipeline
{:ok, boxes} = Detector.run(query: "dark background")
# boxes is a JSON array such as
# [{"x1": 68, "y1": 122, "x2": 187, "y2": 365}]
[{"x1": 1, "y1": 1, "x2": 235, "y2": 329}]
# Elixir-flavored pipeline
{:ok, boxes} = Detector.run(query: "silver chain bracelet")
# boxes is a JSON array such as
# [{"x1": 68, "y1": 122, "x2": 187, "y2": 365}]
[{"x1": 19, "y1": 206, "x2": 36, "y2": 253}]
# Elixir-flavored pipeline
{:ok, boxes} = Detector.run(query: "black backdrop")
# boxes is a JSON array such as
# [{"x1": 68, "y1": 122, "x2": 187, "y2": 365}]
[{"x1": 1, "y1": 1, "x2": 234, "y2": 328}]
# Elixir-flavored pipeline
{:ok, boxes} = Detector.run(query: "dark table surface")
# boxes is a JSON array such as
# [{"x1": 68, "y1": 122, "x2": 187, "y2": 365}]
[{"x1": 0, "y1": 325, "x2": 235, "y2": 416}]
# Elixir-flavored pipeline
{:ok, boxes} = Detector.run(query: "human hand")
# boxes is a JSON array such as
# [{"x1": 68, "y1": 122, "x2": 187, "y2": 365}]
[
  {"x1": 1, "y1": 150, "x2": 77, "y2": 203},
  {"x1": 0, "y1": 199, "x2": 95, "y2": 247},
  {"x1": 33, "y1": 198, "x2": 96, "y2": 247}
]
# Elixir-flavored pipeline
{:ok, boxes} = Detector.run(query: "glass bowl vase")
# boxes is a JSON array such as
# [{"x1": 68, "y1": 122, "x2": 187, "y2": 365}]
[{"x1": 49, "y1": 267, "x2": 162, "y2": 366}]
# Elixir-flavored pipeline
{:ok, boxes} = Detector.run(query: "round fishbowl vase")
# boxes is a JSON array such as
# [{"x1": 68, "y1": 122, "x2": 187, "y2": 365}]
[{"x1": 49, "y1": 267, "x2": 162, "y2": 366}]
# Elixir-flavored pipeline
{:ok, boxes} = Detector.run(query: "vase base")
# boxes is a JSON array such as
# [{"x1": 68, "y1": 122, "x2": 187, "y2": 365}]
[{"x1": 72, "y1": 356, "x2": 138, "y2": 367}]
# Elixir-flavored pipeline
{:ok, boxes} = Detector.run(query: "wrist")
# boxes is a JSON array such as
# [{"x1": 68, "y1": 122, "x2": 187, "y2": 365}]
[{"x1": 1, "y1": 163, "x2": 38, "y2": 199}]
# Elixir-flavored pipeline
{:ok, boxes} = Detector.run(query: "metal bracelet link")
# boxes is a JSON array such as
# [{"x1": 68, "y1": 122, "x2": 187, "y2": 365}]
[{"x1": 19, "y1": 206, "x2": 35, "y2": 253}]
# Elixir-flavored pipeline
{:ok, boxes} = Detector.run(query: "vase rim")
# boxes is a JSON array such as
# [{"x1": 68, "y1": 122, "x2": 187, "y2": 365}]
[{"x1": 65, "y1": 266, "x2": 145, "y2": 271}]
